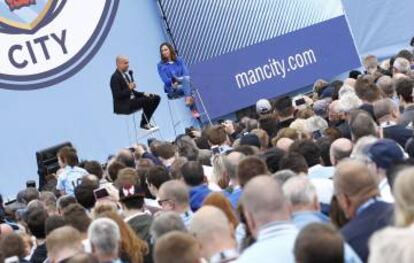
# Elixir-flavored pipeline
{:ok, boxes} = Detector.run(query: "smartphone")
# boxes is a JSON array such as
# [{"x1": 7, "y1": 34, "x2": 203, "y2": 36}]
[
  {"x1": 94, "y1": 188, "x2": 110, "y2": 200},
  {"x1": 26, "y1": 180, "x2": 36, "y2": 188},
  {"x1": 294, "y1": 98, "x2": 306, "y2": 107},
  {"x1": 211, "y1": 146, "x2": 221, "y2": 155}
]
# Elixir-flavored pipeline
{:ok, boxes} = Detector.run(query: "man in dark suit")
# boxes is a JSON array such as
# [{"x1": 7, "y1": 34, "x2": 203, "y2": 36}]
[
  {"x1": 110, "y1": 56, "x2": 161, "y2": 130},
  {"x1": 334, "y1": 159, "x2": 394, "y2": 262}
]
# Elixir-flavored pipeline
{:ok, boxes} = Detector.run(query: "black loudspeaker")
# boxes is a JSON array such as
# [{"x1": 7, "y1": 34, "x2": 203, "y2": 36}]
[{"x1": 36, "y1": 142, "x2": 72, "y2": 190}]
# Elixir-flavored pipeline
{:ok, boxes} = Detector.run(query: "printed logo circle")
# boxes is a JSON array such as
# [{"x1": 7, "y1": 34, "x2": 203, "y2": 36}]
[{"x1": 0, "y1": 0, "x2": 119, "y2": 90}]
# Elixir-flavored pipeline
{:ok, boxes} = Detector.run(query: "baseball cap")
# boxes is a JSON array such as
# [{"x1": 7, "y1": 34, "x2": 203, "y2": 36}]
[
  {"x1": 256, "y1": 99, "x2": 272, "y2": 115},
  {"x1": 240, "y1": 133, "x2": 261, "y2": 149},
  {"x1": 368, "y1": 139, "x2": 404, "y2": 169}
]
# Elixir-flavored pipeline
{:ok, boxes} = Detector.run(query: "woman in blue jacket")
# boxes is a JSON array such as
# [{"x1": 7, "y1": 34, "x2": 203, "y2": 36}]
[{"x1": 157, "y1": 42, "x2": 199, "y2": 118}]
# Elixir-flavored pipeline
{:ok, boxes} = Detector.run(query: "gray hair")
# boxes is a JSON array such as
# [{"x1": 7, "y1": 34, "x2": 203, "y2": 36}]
[
  {"x1": 368, "y1": 226, "x2": 414, "y2": 263},
  {"x1": 282, "y1": 176, "x2": 317, "y2": 207},
  {"x1": 150, "y1": 212, "x2": 187, "y2": 241},
  {"x1": 305, "y1": 115, "x2": 328, "y2": 133},
  {"x1": 88, "y1": 218, "x2": 120, "y2": 255},
  {"x1": 373, "y1": 98, "x2": 398, "y2": 120},
  {"x1": 394, "y1": 57, "x2": 411, "y2": 75},
  {"x1": 377, "y1": 76, "x2": 394, "y2": 98},
  {"x1": 338, "y1": 93, "x2": 362, "y2": 113},
  {"x1": 272, "y1": 170, "x2": 298, "y2": 185}
]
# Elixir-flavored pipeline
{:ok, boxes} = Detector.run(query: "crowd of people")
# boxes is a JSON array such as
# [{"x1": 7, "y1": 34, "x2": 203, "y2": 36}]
[{"x1": 2, "y1": 48, "x2": 414, "y2": 263}]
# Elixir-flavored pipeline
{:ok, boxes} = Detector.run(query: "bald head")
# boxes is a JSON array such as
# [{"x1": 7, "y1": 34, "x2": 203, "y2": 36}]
[
  {"x1": 373, "y1": 98, "x2": 398, "y2": 121},
  {"x1": 276, "y1": 138, "x2": 294, "y2": 152},
  {"x1": 0, "y1": 224, "x2": 13, "y2": 237},
  {"x1": 334, "y1": 159, "x2": 379, "y2": 199},
  {"x1": 116, "y1": 55, "x2": 129, "y2": 72},
  {"x1": 158, "y1": 180, "x2": 189, "y2": 208},
  {"x1": 242, "y1": 176, "x2": 288, "y2": 226},
  {"x1": 189, "y1": 206, "x2": 232, "y2": 241},
  {"x1": 330, "y1": 138, "x2": 353, "y2": 165}
]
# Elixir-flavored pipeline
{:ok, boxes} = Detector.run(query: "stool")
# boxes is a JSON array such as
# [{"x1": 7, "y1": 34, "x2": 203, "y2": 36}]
[{"x1": 119, "y1": 110, "x2": 161, "y2": 145}]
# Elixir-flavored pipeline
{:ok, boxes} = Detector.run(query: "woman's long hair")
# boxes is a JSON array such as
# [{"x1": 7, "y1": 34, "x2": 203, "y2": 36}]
[
  {"x1": 97, "y1": 211, "x2": 149, "y2": 263},
  {"x1": 160, "y1": 42, "x2": 177, "y2": 62}
]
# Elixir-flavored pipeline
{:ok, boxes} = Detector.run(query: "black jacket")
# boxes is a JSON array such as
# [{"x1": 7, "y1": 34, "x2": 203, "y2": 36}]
[{"x1": 110, "y1": 70, "x2": 139, "y2": 115}]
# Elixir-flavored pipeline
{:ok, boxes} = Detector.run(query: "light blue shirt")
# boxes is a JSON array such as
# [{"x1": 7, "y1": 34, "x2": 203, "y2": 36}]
[
  {"x1": 180, "y1": 210, "x2": 194, "y2": 228},
  {"x1": 292, "y1": 211, "x2": 362, "y2": 263},
  {"x1": 56, "y1": 166, "x2": 88, "y2": 195},
  {"x1": 236, "y1": 221, "x2": 298, "y2": 263},
  {"x1": 308, "y1": 164, "x2": 335, "y2": 180}
]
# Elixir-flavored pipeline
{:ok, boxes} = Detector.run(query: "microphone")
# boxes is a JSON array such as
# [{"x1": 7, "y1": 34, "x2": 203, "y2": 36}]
[{"x1": 128, "y1": 70, "x2": 134, "y2": 82}]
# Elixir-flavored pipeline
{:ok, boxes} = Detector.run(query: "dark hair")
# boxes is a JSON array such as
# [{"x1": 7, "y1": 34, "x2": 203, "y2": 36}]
[
  {"x1": 120, "y1": 191, "x2": 145, "y2": 210},
  {"x1": 275, "y1": 96, "x2": 293, "y2": 117},
  {"x1": 23, "y1": 187, "x2": 39, "y2": 204},
  {"x1": 157, "y1": 142, "x2": 176, "y2": 160},
  {"x1": 45, "y1": 215, "x2": 66, "y2": 235},
  {"x1": 232, "y1": 145, "x2": 258, "y2": 156},
  {"x1": 206, "y1": 125, "x2": 227, "y2": 145},
  {"x1": 290, "y1": 140, "x2": 321, "y2": 167},
  {"x1": 160, "y1": 42, "x2": 177, "y2": 62},
  {"x1": 180, "y1": 161, "x2": 205, "y2": 187},
  {"x1": 107, "y1": 161, "x2": 126, "y2": 182},
  {"x1": 396, "y1": 78, "x2": 414, "y2": 103},
  {"x1": 279, "y1": 152, "x2": 308, "y2": 174},
  {"x1": 147, "y1": 166, "x2": 171, "y2": 189},
  {"x1": 355, "y1": 79, "x2": 380, "y2": 102},
  {"x1": 261, "y1": 148, "x2": 285, "y2": 173},
  {"x1": 74, "y1": 182, "x2": 98, "y2": 210},
  {"x1": 58, "y1": 146, "x2": 79, "y2": 167},
  {"x1": 397, "y1": 49, "x2": 414, "y2": 62},
  {"x1": 83, "y1": 161, "x2": 104, "y2": 180},
  {"x1": 237, "y1": 156, "x2": 268, "y2": 187},
  {"x1": 26, "y1": 207, "x2": 48, "y2": 239},
  {"x1": 294, "y1": 223, "x2": 344, "y2": 263},
  {"x1": 317, "y1": 137, "x2": 332, "y2": 166},
  {"x1": 57, "y1": 195, "x2": 77, "y2": 211},
  {"x1": 63, "y1": 204, "x2": 91, "y2": 233}
]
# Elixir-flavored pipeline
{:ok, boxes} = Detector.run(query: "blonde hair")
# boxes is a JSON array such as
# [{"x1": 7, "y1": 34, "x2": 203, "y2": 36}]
[
  {"x1": 251, "y1": 128, "x2": 269, "y2": 149},
  {"x1": 393, "y1": 168, "x2": 414, "y2": 227}
]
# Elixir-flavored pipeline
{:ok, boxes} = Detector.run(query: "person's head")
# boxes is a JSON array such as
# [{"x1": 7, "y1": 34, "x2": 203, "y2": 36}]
[
  {"x1": 294, "y1": 223, "x2": 344, "y2": 263},
  {"x1": 0, "y1": 233, "x2": 27, "y2": 260},
  {"x1": 150, "y1": 212, "x2": 187, "y2": 242},
  {"x1": 23, "y1": 187, "x2": 39, "y2": 204},
  {"x1": 377, "y1": 76, "x2": 394, "y2": 98},
  {"x1": 115, "y1": 149, "x2": 136, "y2": 168},
  {"x1": 256, "y1": 98, "x2": 273, "y2": 115},
  {"x1": 116, "y1": 55, "x2": 129, "y2": 72},
  {"x1": 206, "y1": 125, "x2": 228, "y2": 146},
  {"x1": 355, "y1": 82, "x2": 381, "y2": 103},
  {"x1": 373, "y1": 98, "x2": 400, "y2": 123},
  {"x1": 57, "y1": 195, "x2": 77, "y2": 214},
  {"x1": 272, "y1": 169, "x2": 298, "y2": 185},
  {"x1": 275, "y1": 96, "x2": 294, "y2": 118},
  {"x1": 154, "y1": 231, "x2": 201, "y2": 263},
  {"x1": 397, "y1": 49, "x2": 414, "y2": 63},
  {"x1": 223, "y1": 151, "x2": 245, "y2": 184},
  {"x1": 26, "y1": 206, "x2": 48, "y2": 239},
  {"x1": 278, "y1": 152, "x2": 308, "y2": 175},
  {"x1": 157, "y1": 142, "x2": 177, "y2": 162},
  {"x1": 88, "y1": 218, "x2": 121, "y2": 261},
  {"x1": 237, "y1": 156, "x2": 269, "y2": 187},
  {"x1": 334, "y1": 159, "x2": 379, "y2": 219},
  {"x1": 97, "y1": 211, "x2": 148, "y2": 263},
  {"x1": 289, "y1": 140, "x2": 321, "y2": 168},
  {"x1": 45, "y1": 215, "x2": 67, "y2": 236},
  {"x1": 363, "y1": 55, "x2": 379, "y2": 74},
  {"x1": 58, "y1": 146, "x2": 79, "y2": 168},
  {"x1": 261, "y1": 148, "x2": 285, "y2": 173},
  {"x1": 160, "y1": 42, "x2": 177, "y2": 62},
  {"x1": 350, "y1": 111, "x2": 378, "y2": 142},
  {"x1": 393, "y1": 57, "x2": 411, "y2": 75},
  {"x1": 46, "y1": 226, "x2": 83, "y2": 263},
  {"x1": 74, "y1": 182, "x2": 98, "y2": 210},
  {"x1": 330, "y1": 138, "x2": 353, "y2": 166},
  {"x1": 66, "y1": 253, "x2": 99, "y2": 263},
  {"x1": 368, "y1": 139, "x2": 404, "y2": 173},
  {"x1": 393, "y1": 168, "x2": 414, "y2": 227},
  {"x1": 202, "y1": 193, "x2": 239, "y2": 229},
  {"x1": 396, "y1": 78, "x2": 414, "y2": 105},
  {"x1": 146, "y1": 165, "x2": 171, "y2": 197},
  {"x1": 107, "y1": 161, "x2": 126, "y2": 182},
  {"x1": 39, "y1": 191, "x2": 57, "y2": 215},
  {"x1": 189, "y1": 206, "x2": 235, "y2": 259},
  {"x1": 176, "y1": 136, "x2": 199, "y2": 161},
  {"x1": 368, "y1": 226, "x2": 414, "y2": 263},
  {"x1": 241, "y1": 176, "x2": 289, "y2": 237},
  {"x1": 116, "y1": 167, "x2": 139, "y2": 189},
  {"x1": 63, "y1": 204, "x2": 91, "y2": 234},
  {"x1": 83, "y1": 161, "x2": 104, "y2": 180},
  {"x1": 250, "y1": 128, "x2": 270, "y2": 150},
  {"x1": 283, "y1": 176, "x2": 319, "y2": 213},
  {"x1": 180, "y1": 161, "x2": 205, "y2": 187},
  {"x1": 0, "y1": 224, "x2": 13, "y2": 237},
  {"x1": 275, "y1": 137, "x2": 294, "y2": 152},
  {"x1": 158, "y1": 180, "x2": 190, "y2": 213}
]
